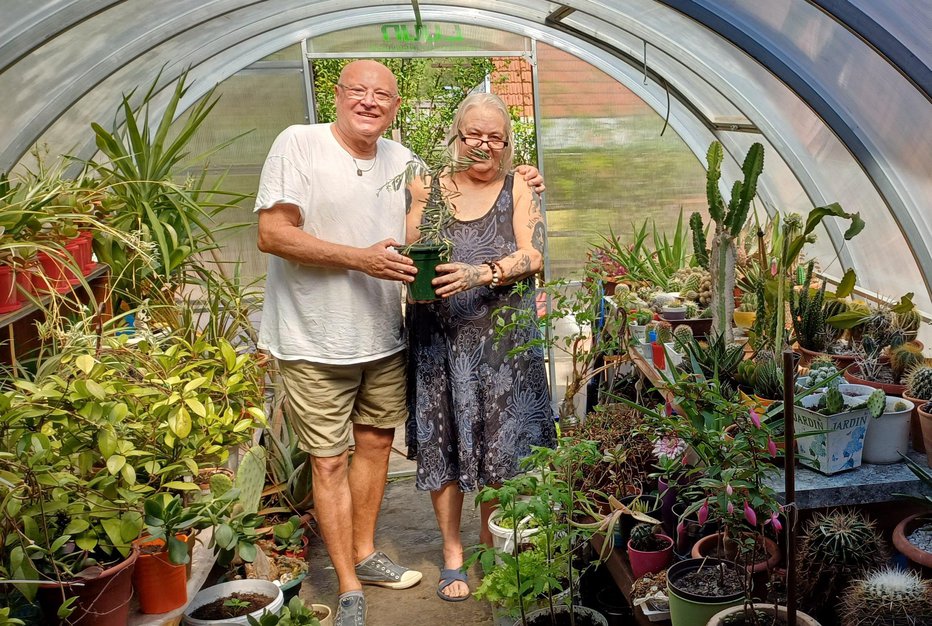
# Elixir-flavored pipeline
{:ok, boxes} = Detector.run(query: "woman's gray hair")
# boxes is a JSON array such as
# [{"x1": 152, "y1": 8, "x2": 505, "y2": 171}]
[{"x1": 445, "y1": 92, "x2": 514, "y2": 174}]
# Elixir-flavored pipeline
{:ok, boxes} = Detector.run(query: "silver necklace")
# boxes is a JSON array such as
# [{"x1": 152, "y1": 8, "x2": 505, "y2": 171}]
[{"x1": 352, "y1": 155, "x2": 377, "y2": 176}]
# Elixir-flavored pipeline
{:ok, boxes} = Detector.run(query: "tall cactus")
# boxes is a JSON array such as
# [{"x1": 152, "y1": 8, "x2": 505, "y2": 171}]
[
  {"x1": 689, "y1": 211, "x2": 709, "y2": 269},
  {"x1": 695, "y1": 141, "x2": 764, "y2": 343}
]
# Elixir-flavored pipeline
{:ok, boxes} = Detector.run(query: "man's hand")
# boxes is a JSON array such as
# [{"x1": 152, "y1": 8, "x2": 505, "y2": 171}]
[
  {"x1": 432, "y1": 262, "x2": 487, "y2": 298},
  {"x1": 359, "y1": 239, "x2": 416, "y2": 282},
  {"x1": 515, "y1": 164, "x2": 546, "y2": 194}
]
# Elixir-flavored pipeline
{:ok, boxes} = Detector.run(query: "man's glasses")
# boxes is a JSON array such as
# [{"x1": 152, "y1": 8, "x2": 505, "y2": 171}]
[
  {"x1": 337, "y1": 84, "x2": 398, "y2": 105},
  {"x1": 459, "y1": 132, "x2": 509, "y2": 151}
]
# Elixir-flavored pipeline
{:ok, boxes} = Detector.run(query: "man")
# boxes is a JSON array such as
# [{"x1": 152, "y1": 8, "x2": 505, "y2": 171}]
[{"x1": 255, "y1": 60, "x2": 542, "y2": 626}]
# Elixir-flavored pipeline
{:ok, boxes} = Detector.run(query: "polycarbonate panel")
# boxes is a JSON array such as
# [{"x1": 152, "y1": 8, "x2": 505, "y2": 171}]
[
  {"x1": 848, "y1": 0, "x2": 931, "y2": 68},
  {"x1": 536, "y1": 42, "x2": 707, "y2": 280},
  {"x1": 559, "y1": 10, "x2": 753, "y2": 128},
  {"x1": 307, "y1": 21, "x2": 530, "y2": 54}
]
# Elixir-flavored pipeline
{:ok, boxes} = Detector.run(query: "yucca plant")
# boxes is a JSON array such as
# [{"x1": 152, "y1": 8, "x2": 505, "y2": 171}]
[{"x1": 88, "y1": 68, "x2": 250, "y2": 314}]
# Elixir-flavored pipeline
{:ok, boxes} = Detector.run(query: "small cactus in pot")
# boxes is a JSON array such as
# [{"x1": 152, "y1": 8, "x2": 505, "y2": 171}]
[
  {"x1": 807, "y1": 356, "x2": 840, "y2": 389},
  {"x1": 889, "y1": 342, "x2": 925, "y2": 385}
]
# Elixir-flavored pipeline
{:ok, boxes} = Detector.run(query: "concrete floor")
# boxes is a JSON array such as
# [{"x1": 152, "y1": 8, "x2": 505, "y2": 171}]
[{"x1": 299, "y1": 474, "x2": 494, "y2": 626}]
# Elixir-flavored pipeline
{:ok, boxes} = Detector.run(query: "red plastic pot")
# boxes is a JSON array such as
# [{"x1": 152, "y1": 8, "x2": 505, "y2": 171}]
[
  {"x1": 627, "y1": 534, "x2": 674, "y2": 579},
  {"x1": 0, "y1": 265, "x2": 21, "y2": 313}
]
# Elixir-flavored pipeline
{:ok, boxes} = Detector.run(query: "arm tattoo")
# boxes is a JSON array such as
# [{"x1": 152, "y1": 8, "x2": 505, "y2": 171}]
[
  {"x1": 529, "y1": 193, "x2": 542, "y2": 218},
  {"x1": 405, "y1": 188, "x2": 412, "y2": 214},
  {"x1": 463, "y1": 264, "x2": 483, "y2": 289},
  {"x1": 531, "y1": 220, "x2": 545, "y2": 256},
  {"x1": 514, "y1": 253, "x2": 532, "y2": 275}
]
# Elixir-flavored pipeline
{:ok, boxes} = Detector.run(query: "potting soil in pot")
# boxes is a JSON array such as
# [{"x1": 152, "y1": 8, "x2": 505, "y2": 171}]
[
  {"x1": 525, "y1": 611, "x2": 604, "y2": 626},
  {"x1": 721, "y1": 612, "x2": 787, "y2": 625},
  {"x1": 675, "y1": 566, "x2": 743, "y2": 597},
  {"x1": 907, "y1": 524, "x2": 932, "y2": 553},
  {"x1": 189, "y1": 592, "x2": 275, "y2": 620}
]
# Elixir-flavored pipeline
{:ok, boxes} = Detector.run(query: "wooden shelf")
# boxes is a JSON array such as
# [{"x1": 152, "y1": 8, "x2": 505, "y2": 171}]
[{"x1": 590, "y1": 532, "x2": 670, "y2": 626}]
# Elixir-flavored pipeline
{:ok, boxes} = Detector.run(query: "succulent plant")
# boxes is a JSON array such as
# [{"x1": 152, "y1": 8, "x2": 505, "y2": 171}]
[
  {"x1": 864, "y1": 389, "x2": 886, "y2": 419},
  {"x1": 791, "y1": 261, "x2": 828, "y2": 351},
  {"x1": 684, "y1": 301, "x2": 699, "y2": 319},
  {"x1": 683, "y1": 273, "x2": 702, "y2": 295},
  {"x1": 656, "y1": 321, "x2": 673, "y2": 344},
  {"x1": 821, "y1": 386, "x2": 846, "y2": 415},
  {"x1": 839, "y1": 567, "x2": 932, "y2": 626},
  {"x1": 736, "y1": 359, "x2": 757, "y2": 387},
  {"x1": 209, "y1": 472, "x2": 234, "y2": 498},
  {"x1": 233, "y1": 445, "x2": 267, "y2": 515},
  {"x1": 737, "y1": 290, "x2": 757, "y2": 313},
  {"x1": 629, "y1": 523, "x2": 665, "y2": 552},
  {"x1": 894, "y1": 307, "x2": 922, "y2": 342},
  {"x1": 673, "y1": 324, "x2": 693, "y2": 348},
  {"x1": 752, "y1": 359, "x2": 785, "y2": 400},
  {"x1": 906, "y1": 365, "x2": 932, "y2": 400},
  {"x1": 797, "y1": 509, "x2": 888, "y2": 611},
  {"x1": 889, "y1": 342, "x2": 925, "y2": 384},
  {"x1": 808, "y1": 357, "x2": 840, "y2": 389},
  {"x1": 690, "y1": 211, "x2": 709, "y2": 270}
]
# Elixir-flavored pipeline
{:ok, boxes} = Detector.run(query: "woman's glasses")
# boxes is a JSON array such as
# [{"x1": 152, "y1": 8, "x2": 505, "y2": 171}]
[
  {"x1": 337, "y1": 84, "x2": 398, "y2": 105},
  {"x1": 459, "y1": 132, "x2": 508, "y2": 151}
]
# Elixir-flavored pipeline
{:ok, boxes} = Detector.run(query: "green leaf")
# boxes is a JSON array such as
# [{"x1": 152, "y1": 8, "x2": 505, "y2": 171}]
[
  {"x1": 215, "y1": 524, "x2": 234, "y2": 549},
  {"x1": 162, "y1": 481, "x2": 200, "y2": 491},
  {"x1": 219, "y1": 340, "x2": 237, "y2": 371},
  {"x1": 121, "y1": 463, "x2": 136, "y2": 485},
  {"x1": 185, "y1": 397, "x2": 206, "y2": 418},
  {"x1": 75, "y1": 530, "x2": 98, "y2": 551},
  {"x1": 168, "y1": 406, "x2": 192, "y2": 439},
  {"x1": 183, "y1": 376, "x2": 208, "y2": 393},
  {"x1": 835, "y1": 269, "x2": 857, "y2": 298},
  {"x1": 106, "y1": 454, "x2": 126, "y2": 475},
  {"x1": 121, "y1": 513, "x2": 144, "y2": 542},
  {"x1": 238, "y1": 541, "x2": 257, "y2": 563},
  {"x1": 891, "y1": 293, "x2": 915, "y2": 314},
  {"x1": 75, "y1": 354, "x2": 96, "y2": 374},
  {"x1": 167, "y1": 535, "x2": 190, "y2": 565},
  {"x1": 63, "y1": 519, "x2": 90, "y2": 535},
  {"x1": 101, "y1": 517, "x2": 125, "y2": 549},
  {"x1": 84, "y1": 379, "x2": 107, "y2": 400}
]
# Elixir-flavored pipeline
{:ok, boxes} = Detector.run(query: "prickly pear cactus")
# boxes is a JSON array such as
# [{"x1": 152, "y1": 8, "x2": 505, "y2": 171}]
[
  {"x1": 865, "y1": 389, "x2": 886, "y2": 419},
  {"x1": 822, "y1": 387, "x2": 845, "y2": 415},
  {"x1": 210, "y1": 472, "x2": 234, "y2": 498},
  {"x1": 234, "y1": 445, "x2": 267, "y2": 515},
  {"x1": 906, "y1": 365, "x2": 932, "y2": 400},
  {"x1": 840, "y1": 567, "x2": 932, "y2": 626}
]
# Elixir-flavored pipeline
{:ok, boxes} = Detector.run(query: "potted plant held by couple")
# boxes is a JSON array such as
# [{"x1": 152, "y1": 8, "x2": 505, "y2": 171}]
[{"x1": 385, "y1": 144, "x2": 490, "y2": 301}]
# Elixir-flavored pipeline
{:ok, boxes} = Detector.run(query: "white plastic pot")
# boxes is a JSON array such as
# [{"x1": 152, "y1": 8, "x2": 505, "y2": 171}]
[
  {"x1": 863, "y1": 396, "x2": 913, "y2": 464},
  {"x1": 184, "y1": 579, "x2": 284, "y2": 625},
  {"x1": 488, "y1": 508, "x2": 540, "y2": 555}
]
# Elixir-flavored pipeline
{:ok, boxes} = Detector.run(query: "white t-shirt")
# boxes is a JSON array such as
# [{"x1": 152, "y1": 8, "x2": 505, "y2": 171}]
[{"x1": 254, "y1": 123, "x2": 415, "y2": 365}]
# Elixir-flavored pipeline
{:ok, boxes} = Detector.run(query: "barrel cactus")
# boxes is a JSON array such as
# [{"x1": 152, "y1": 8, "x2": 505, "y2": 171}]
[
  {"x1": 889, "y1": 342, "x2": 925, "y2": 384},
  {"x1": 673, "y1": 324, "x2": 693, "y2": 348},
  {"x1": 798, "y1": 510, "x2": 888, "y2": 611},
  {"x1": 905, "y1": 365, "x2": 932, "y2": 400},
  {"x1": 839, "y1": 567, "x2": 932, "y2": 626},
  {"x1": 894, "y1": 307, "x2": 922, "y2": 342}
]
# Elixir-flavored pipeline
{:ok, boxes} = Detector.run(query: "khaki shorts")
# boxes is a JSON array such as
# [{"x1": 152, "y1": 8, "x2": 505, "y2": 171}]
[{"x1": 278, "y1": 351, "x2": 407, "y2": 457}]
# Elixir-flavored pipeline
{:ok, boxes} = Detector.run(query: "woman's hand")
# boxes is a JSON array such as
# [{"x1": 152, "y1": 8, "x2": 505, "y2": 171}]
[
  {"x1": 432, "y1": 262, "x2": 490, "y2": 298},
  {"x1": 515, "y1": 164, "x2": 545, "y2": 194}
]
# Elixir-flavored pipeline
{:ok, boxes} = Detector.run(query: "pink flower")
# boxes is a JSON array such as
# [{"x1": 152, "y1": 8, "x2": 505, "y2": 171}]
[
  {"x1": 770, "y1": 258, "x2": 778, "y2": 277},
  {"x1": 749, "y1": 410, "x2": 762, "y2": 428},
  {"x1": 676, "y1": 521, "x2": 686, "y2": 537},
  {"x1": 768, "y1": 513, "x2": 782, "y2": 533},
  {"x1": 744, "y1": 501, "x2": 757, "y2": 527},
  {"x1": 726, "y1": 484, "x2": 733, "y2": 496},
  {"x1": 698, "y1": 500, "x2": 709, "y2": 526},
  {"x1": 768, "y1": 438, "x2": 778, "y2": 457},
  {"x1": 727, "y1": 501, "x2": 734, "y2": 515}
]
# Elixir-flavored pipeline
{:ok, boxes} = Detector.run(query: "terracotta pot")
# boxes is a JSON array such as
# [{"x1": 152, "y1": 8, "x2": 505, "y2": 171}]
[
  {"x1": 903, "y1": 392, "x2": 928, "y2": 454},
  {"x1": 918, "y1": 402, "x2": 932, "y2": 467},
  {"x1": 36, "y1": 545, "x2": 139, "y2": 626},
  {"x1": 892, "y1": 512, "x2": 932, "y2": 573},
  {"x1": 707, "y1": 603, "x2": 822, "y2": 625},
  {"x1": 795, "y1": 343, "x2": 864, "y2": 369},
  {"x1": 844, "y1": 365, "x2": 906, "y2": 396}
]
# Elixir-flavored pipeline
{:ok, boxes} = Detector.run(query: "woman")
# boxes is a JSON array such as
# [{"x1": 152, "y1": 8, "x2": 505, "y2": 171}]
[{"x1": 405, "y1": 92, "x2": 556, "y2": 602}]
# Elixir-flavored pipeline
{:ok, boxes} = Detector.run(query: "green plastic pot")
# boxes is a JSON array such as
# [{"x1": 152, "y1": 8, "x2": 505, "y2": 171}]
[
  {"x1": 407, "y1": 243, "x2": 445, "y2": 301},
  {"x1": 667, "y1": 557, "x2": 744, "y2": 626}
]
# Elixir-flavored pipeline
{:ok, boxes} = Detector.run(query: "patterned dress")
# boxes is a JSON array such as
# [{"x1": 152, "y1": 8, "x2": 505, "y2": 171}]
[{"x1": 406, "y1": 173, "x2": 556, "y2": 492}]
